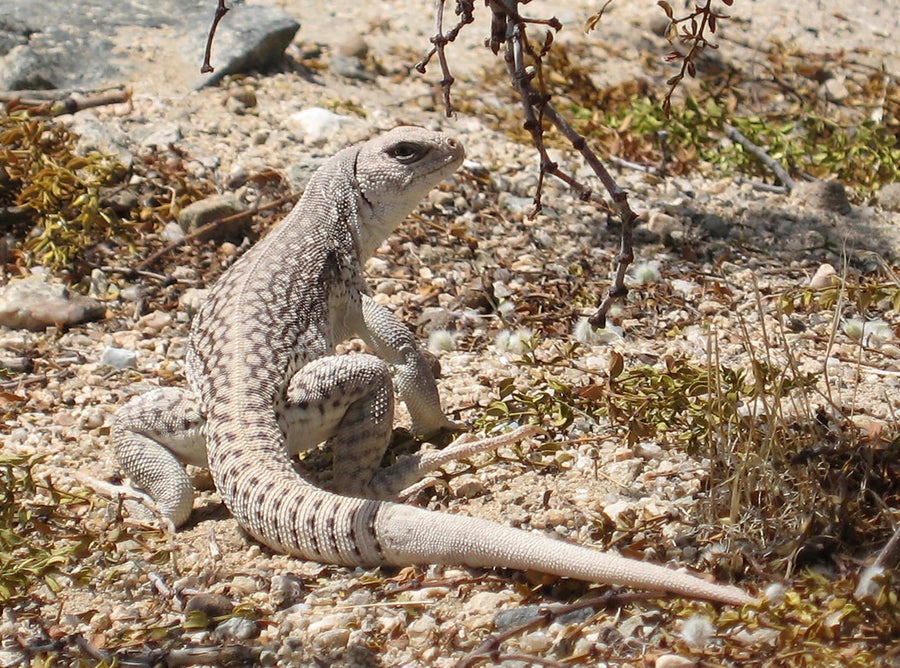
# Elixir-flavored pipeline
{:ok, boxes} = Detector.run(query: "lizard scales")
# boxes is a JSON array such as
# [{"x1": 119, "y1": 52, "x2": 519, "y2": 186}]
[{"x1": 115, "y1": 126, "x2": 753, "y2": 606}]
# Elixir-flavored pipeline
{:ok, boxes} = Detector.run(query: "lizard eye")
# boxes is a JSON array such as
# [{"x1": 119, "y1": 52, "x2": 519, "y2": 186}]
[{"x1": 387, "y1": 142, "x2": 427, "y2": 164}]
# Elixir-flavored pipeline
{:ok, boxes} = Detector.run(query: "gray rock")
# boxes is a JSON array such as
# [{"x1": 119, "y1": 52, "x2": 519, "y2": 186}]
[
  {"x1": 137, "y1": 123, "x2": 183, "y2": 149},
  {"x1": 100, "y1": 346, "x2": 137, "y2": 369},
  {"x1": 177, "y1": 194, "x2": 247, "y2": 241},
  {"x1": 696, "y1": 213, "x2": 730, "y2": 238},
  {"x1": 0, "y1": 276, "x2": 105, "y2": 331},
  {"x1": 214, "y1": 616, "x2": 258, "y2": 640},
  {"x1": 329, "y1": 54, "x2": 375, "y2": 81},
  {"x1": 0, "y1": 0, "x2": 299, "y2": 91},
  {"x1": 792, "y1": 180, "x2": 851, "y2": 214},
  {"x1": 179, "y1": 288, "x2": 210, "y2": 318},
  {"x1": 185, "y1": 592, "x2": 234, "y2": 618},
  {"x1": 287, "y1": 108, "x2": 357, "y2": 146},
  {"x1": 494, "y1": 604, "x2": 596, "y2": 631},
  {"x1": 161, "y1": 222, "x2": 186, "y2": 244},
  {"x1": 875, "y1": 182, "x2": 900, "y2": 212}
]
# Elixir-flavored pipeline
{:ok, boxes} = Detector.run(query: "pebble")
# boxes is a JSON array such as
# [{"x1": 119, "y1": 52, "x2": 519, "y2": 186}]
[
  {"x1": 406, "y1": 614, "x2": 437, "y2": 645},
  {"x1": 695, "y1": 213, "x2": 730, "y2": 238},
  {"x1": 655, "y1": 655, "x2": 697, "y2": 668},
  {"x1": 178, "y1": 193, "x2": 247, "y2": 241},
  {"x1": 808, "y1": 263, "x2": 837, "y2": 289},
  {"x1": 161, "y1": 221, "x2": 185, "y2": 243},
  {"x1": 270, "y1": 574, "x2": 306, "y2": 608},
  {"x1": 214, "y1": 615, "x2": 258, "y2": 640},
  {"x1": 451, "y1": 474, "x2": 488, "y2": 498},
  {"x1": 641, "y1": 210, "x2": 684, "y2": 242},
  {"x1": 287, "y1": 108, "x2": 357, "y2": 145},
  {"x1": 309, "y1": 627, "x2": 351, "y2": 654},
  {"x1": 179, "y1": 288, "x2": 210, "y2": 318},
  {"x1": 875, "y1": 182, "x2": 900, "y2": 211},
  {"x1": 517, "y1": 630, "x2": 552, "y2": 652},
  {"x1": 307, "y1": 612, "x2": 355, "y2": 635},
  {"x1": 792, "y1": 180, "x2": 851, "y2": 214},
  {"x1": 100, "y1": 346, "x2": 137, "y2": 369},
  {"x1": 185, "y1": 593, "x2": 234, "y2": 618},
  {"x1": 228, "y1": 575, "x2": 261, "y2": 596}
]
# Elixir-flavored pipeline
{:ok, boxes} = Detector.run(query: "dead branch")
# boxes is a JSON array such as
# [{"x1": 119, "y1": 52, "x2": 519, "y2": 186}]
[
  {"x1": 201, "y1": 0, "x2": 231, "y2": 74},
  {"x1": 415, "y1": 0, "x2": 476, "y2": 114},
  {"x1": 456, "y1": 0, "x2": 638, "y2": 328},
  {"x1": 725, "y1": 123, "x2": 798, "y2": 190},
  {"x1": 0, "y1": 87, "x2": 132, "y2": 116}
]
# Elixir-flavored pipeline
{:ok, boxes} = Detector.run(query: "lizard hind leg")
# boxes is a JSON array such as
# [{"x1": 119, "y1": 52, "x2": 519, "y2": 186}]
[
  {"x1": 281, "y1": 354, "x2": 395, "y2": 498},
  {"x1": 112, "y1": 387, "x2": 207, "y2": 527}
]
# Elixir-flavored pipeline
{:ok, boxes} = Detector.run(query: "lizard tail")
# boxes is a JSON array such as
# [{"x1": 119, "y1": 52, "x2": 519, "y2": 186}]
[
  {"x1": 376, "y1": 503, "x2": 755, "y2": 606},
  {"x1": 209, "y1": 436, "x2": 752, "y2": 605}
]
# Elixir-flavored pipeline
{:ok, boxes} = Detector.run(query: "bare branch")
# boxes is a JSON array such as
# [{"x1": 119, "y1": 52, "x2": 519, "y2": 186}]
[
  {"x1": 480, "y1": 0, "x2": 638, "y2": 327},
  {"x1": 415, "y1": 0, "x2": 476, "y2": 115},
  {"x1": 1, "y1": 87, "x2": 132, "y2": 116},
  {"x1": 724, "y1": 123, "x2": 798, "y2": 190},
  {"x1": 201, "y1": 0, "x2": 231, "y2": 74}
]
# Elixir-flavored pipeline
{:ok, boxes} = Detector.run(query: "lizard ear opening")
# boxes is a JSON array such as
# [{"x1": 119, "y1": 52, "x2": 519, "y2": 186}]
[{"x1": 387, "y1": 142, "x2": 428, "y2": 164}]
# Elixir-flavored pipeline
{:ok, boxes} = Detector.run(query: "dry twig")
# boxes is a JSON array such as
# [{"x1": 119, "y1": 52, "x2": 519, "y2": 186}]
[
  {"x1": 725, "y1": 122, "x2": 798, "y2": 190},
  {"x1": 134, "y1": 194, "x2": 295, "y2": 272},
  {"x1": 418, "y1": 0, "x2": 639, "y2": 327},
  {"x1": 0, "y1": 87, "x2": 132, "y2": 116},
  {"x1": 201, "y1": 0, "x2": 231, "y2": 74}
]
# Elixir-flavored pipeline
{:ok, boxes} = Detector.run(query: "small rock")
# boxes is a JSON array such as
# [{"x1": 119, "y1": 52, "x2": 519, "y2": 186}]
[
  {"x1": 185, "y1": 593, "x2": 234, "y2": 618},
  {"x1": 179, "y1": 289, "x2": 209, "y2": 318},
  {"x1": 287, "y1": 108, "x2": 356, "y2": 145},
  {"x1": 214, "y1": 616, "x2": 258, "y2": 640},
  {"x1": 875, "y1": 182, "x2": 900, "y2": 211},
  {"x1": 178, "y1": 194, "x2": 247, "y2": 241},
  {"x1": 641, "y1": 210, "x2": 684, "y2": 242},
  {"x1": 88, "y1": 268, "x2": 110, "y2": 298},
  {"x1": 808, "y1": 263, "x2": 837, "y2": 289},
  {"x1": 309, "y1": 627, "x2": 350, "y2": 654},
  {"x1": 406, "y1": 614, "x2": 436, "y2": 645},
  {"x1": 330, "y1": 53, "x2": 375, "y2": 81},
  {"x1": 270, "y1": 574, "x2": 306, "y2": 609},
  {"x1": 161, "y1": 221, "x2": 186, "y2": 243},
  {"x1": 0, "y1": 356, "x2": 32, "y2": 373},
  {"x1": 120, "y1": 285, "x2": 144, "y2": 302},
  {"x1": 100, "y1": 346, "x2": 137, "y2": 369},
  {"x1": 308, "y1": 612, "x2": 355, "y2": 636},
  {"x1": 451, "y1": 474, "x2": 488, "y2": 499},
  {"x1": 792, "y1": 180, "x2": 851, "y2": 214},
  {"x1": 0, "y1": 276, "x2": 105, "y2": 331},
  {"x1": 229, "y1": 85, "x2": 258, "y2": 109},
  {"x1": 138, "y1": 310, "x2": 173, "y2": 333},
  {"x1": 820, "y1": 76, "x2": 850, "y2": 103},
  {"x1": 655, "y1": 654, "x2": 697, "y2": 668},
  {"x1": 338, "y1": 36, "x2": 369, "y2": 59},
  {"x1": 138, "y1": 122, "x2": 183, "y2": 148},
  {"x1": 228, "y1": 576, "x2": 260, "y2": 596},
  {"x1": 517, "y1": 630, "x2": 552, "y2": 653},
  {"x1": 696, "y1": 213, "x2": 730, "y2": 238},
  {"x1": 498, "y1": 193, "x2": 533, "y2": 215}
]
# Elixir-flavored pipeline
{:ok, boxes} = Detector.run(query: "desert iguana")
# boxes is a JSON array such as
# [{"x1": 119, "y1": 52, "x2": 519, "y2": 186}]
[{"x1": 113, "y1": 126, "x2": 753, "y2": 606}]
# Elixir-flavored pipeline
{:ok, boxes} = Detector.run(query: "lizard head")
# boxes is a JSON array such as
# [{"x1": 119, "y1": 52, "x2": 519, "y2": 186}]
[{"x1": 353, "y1": 126, "x2": 465, "y2": 258}]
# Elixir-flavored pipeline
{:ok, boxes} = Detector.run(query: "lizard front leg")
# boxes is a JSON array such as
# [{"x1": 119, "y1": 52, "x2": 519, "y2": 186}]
[
  {"x1": 359, "y1": 295, "x2": 460, "y2": 435},
  {"x1": 112, "y1": 387, "x2": 206, "y2": 527}
]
